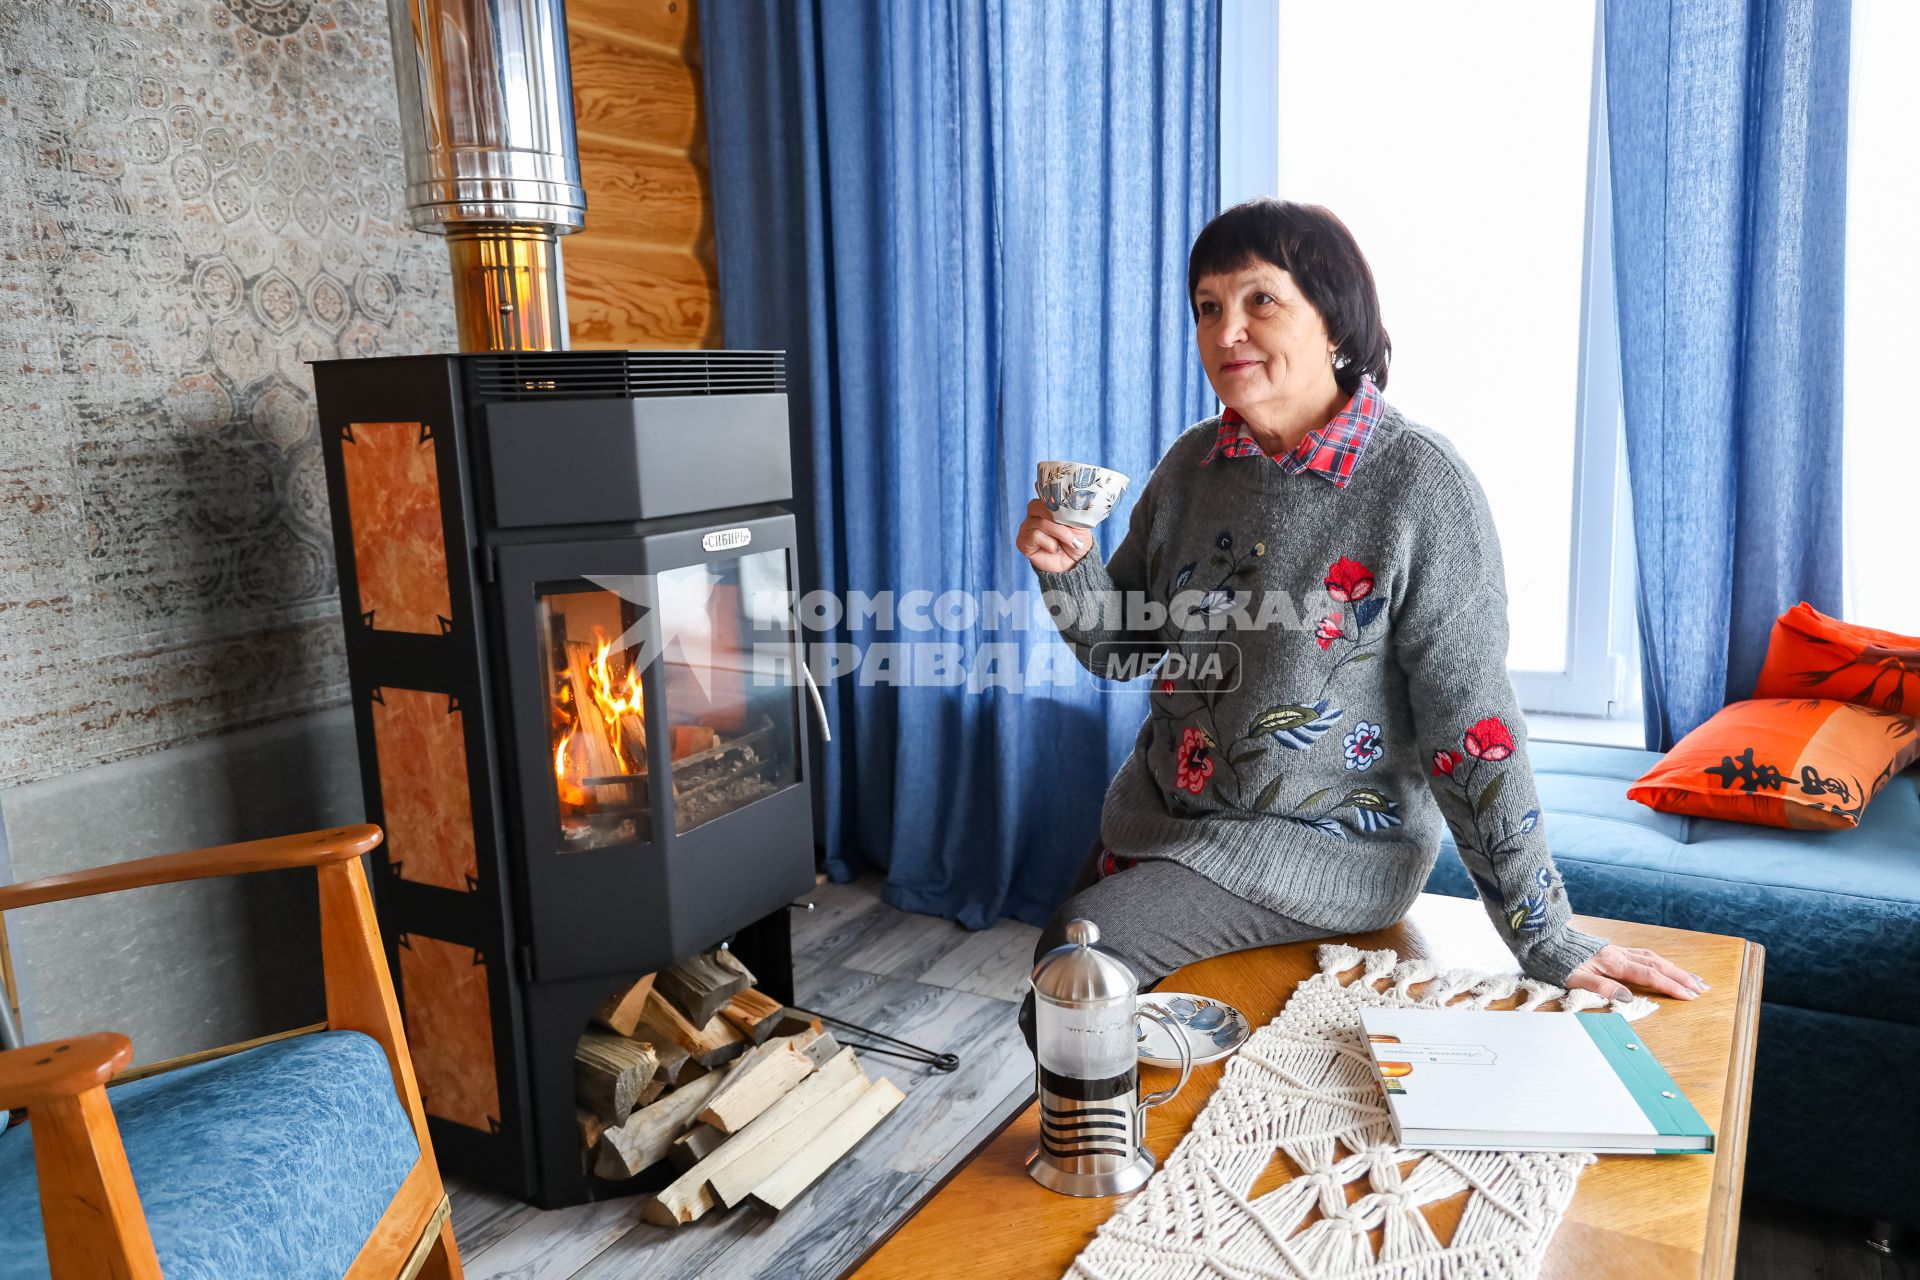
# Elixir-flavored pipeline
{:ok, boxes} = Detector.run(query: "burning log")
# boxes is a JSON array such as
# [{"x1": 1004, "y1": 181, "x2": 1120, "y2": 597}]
[
  {"x1": 656, "y1": 950, "x2": 753, "y2": 1027},
  {"x1": 574, "y1": 1033, "x2": 659, "y2": 1125}
]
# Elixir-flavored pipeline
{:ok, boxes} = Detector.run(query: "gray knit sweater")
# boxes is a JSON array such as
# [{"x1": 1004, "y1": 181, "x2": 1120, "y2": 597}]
[{"x1": 1035, "y1": 404, "x2": 1609, "y2": 986}]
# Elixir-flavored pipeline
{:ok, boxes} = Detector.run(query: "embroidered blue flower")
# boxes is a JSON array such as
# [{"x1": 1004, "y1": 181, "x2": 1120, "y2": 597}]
[
  {"x1": 1534, "y1": 865, "x2": 1552, "y2": 888},
  {"x1": 1508, "y1": 893, "x2": 1550, "y2": 933},
  {"x1": 1255, "y1": 700, "x2": 1344, "y2": 750},
  {"x1": 1215, "y1": 531, "x2": 1233, "y2": 550},
  {"x1": 1342, "y1": 721, "x2": 1385, "y2": 771},
  {"x1": 1197, "y1": 586, "x2": 1238, "y2": 616},
  {"x1": 1174, "y1": 561, "x2": 1197, "y2": 591},
  {"x1": 1520, "y1": 809, "x2": 1541, "y2": 835},
  {"x1": 1349, "y1": 798, "x2": 1403, "y2": 833}
]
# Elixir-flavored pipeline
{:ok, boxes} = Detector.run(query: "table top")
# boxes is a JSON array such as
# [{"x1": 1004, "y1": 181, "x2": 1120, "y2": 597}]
[{"x1": 850, "y1": 894, "x2": 1764, "y2": 1280}]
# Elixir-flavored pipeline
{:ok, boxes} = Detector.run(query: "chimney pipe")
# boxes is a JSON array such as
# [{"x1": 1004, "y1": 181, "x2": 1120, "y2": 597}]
[{"x1": 387, "y1": 0, "x2": 586, "y2": 351}]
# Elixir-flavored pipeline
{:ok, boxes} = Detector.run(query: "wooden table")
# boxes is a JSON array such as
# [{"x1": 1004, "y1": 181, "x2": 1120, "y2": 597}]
[{"x1": 851, "y1": 894, "x2": 1764, "y2": 1280}]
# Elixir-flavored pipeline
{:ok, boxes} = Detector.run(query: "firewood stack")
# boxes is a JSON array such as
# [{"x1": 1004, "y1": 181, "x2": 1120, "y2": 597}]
[{"x1": 574, "y1": 949, "x2": 905, "y2": 1223}]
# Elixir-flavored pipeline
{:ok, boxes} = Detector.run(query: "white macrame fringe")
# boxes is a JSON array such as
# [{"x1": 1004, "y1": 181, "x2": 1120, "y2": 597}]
[{"x1": 1062, "y1": 943, "x2": 1630, "y2": 1280}]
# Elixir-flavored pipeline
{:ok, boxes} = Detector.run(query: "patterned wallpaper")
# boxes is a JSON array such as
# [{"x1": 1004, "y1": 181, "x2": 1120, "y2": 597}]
[{"x1": 0, "y1": 0, "x2": 452, "y2": 786}]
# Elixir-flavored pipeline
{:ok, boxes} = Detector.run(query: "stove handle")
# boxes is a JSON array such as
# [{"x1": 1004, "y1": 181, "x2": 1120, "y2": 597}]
[{"x1": 798, "y1": 653, "x2": 832, "y2": 744}]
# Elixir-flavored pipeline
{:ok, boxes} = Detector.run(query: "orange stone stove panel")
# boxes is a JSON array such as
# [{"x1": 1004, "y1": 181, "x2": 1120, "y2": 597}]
[
  {"x1": 341, "y1": 421, "x2": 454, "y2": 634},
  {"x1": 398, "y1": 934, "x2": 501, "y2": 1133},
  {"x1": 370, "y1": 687, "x2": 478, "y2": 892}
]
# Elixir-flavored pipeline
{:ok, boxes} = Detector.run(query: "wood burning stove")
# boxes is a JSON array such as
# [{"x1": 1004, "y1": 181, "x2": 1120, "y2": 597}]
[{"x1": 311, "y1": 349, "x2": 816, "y2": 1206}]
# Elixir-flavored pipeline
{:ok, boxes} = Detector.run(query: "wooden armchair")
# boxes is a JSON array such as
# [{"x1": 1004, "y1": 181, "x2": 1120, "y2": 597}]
[{"x1": 0, "y1": 825, "x2": 462, "y2": 1280}]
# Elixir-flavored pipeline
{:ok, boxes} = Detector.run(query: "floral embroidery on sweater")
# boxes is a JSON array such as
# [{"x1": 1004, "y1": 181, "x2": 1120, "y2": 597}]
[
  {"x1": 1432, "y1": 715, "x2": 1560, "y2": 935},
  {"x1": 1150, "y1": 545, "x2": 1405, "y2": 839}
]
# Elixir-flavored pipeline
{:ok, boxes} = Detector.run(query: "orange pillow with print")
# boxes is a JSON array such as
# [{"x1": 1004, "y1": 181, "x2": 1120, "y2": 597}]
[
  {"x1": 1753, "y1": 602, "x2": 1920, "y2": 714},
  {"x1": 1627, "y1": 699, "x2": 1920, "y2": 830}
]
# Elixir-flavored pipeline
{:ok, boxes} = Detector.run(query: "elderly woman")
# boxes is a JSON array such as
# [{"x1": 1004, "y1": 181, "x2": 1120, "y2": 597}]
[{"x1": 1016, "y1": 200, "x2": 1704, "y2": 1034}]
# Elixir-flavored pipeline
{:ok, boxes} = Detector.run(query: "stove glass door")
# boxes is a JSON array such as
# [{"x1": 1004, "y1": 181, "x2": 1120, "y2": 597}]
[
  {"x1": 655, "y1": 547, "x2": 802, "y2": 834},
  {"x1": 537, "y1": 582, "x2": 652, "y2": 853}
]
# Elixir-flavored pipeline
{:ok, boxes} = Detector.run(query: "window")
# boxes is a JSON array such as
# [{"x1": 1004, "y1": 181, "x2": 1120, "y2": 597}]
[
  {"x1": 1844, "y1": 0, "x2": 1920, "y2": 636},
  {"x1": 1221, "y1": 0, "x2": 1632, "y2": 716}
]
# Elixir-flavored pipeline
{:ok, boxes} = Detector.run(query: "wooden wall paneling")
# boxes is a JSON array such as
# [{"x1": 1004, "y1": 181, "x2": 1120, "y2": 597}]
[
  {"x1": 564, "y1": 238, "x2": 716, "y2": 350},
  {"x1": 566, "y1": 0, "x2": 720, "y2": 350},
  {"x1": 573, "y1": 142, "x2": 708, "y2": 248},
  {"x1": 566, "y1": 0, "x2": 699, "y2": 65}
]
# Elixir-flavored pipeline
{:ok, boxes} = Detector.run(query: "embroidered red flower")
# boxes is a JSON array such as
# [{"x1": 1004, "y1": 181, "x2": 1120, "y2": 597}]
[
  {"x1": 1431, "y1": 749, "x2": 1465, "y2": 776},
  {"x1": 1159, "y1": 678, "x2": 1176, "y2": 696},
  {"x1": 1175, "y1": 726, "x2": 1216, "y2": 794},
  {"x1": 1314, "y1": 612, "x2": 1346, "y2": 650},
  {"x1": 1463, "y1": 717, "x2": 1515, "y2": 762},
  {"x1": 1098, "y1": 850, "x2": 1139, "y2": 879},
  {"x1": 1324, "y1": 557, "x2": 1375, "y2": 603}
]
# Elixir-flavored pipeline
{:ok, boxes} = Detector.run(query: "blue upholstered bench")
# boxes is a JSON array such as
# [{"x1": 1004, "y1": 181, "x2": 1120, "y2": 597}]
[
  {"x1": 0, "y1": 1030, "x2": 419, "y2": 1279},
  {"x1": 1424, "y1": 739, "x2": 1920, "y2": 1228}
]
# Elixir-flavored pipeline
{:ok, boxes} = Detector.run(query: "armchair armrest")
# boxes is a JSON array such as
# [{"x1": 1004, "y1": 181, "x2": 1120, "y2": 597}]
[
  {"x1": 0, "y1": 1031, "x2": 132, "y2": 1111},
  {"x1": 0, "y1": 825, "x2": 382, "y2": 913}
]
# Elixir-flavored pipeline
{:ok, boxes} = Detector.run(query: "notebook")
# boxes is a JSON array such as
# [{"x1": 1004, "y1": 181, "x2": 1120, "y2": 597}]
[{"x1": 1358, "y1": 1007, "x2": 1714, "y2": 1155}]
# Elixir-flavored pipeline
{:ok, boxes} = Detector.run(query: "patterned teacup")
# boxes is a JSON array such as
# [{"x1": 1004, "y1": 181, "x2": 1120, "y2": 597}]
[{"x1": 1036, "y1": 460, "x2": 1130, "y2": 529}]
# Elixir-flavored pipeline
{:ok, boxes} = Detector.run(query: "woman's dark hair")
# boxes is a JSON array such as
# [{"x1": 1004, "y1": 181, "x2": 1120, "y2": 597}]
[{"x1": 1187, "y1": 199, "x2": 1391, "y2": 394}]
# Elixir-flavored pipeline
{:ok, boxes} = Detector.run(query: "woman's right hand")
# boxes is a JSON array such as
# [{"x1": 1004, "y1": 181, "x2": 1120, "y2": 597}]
[{"x1": 1017, "y1": 498, "x2": 1094, "y2": 574}]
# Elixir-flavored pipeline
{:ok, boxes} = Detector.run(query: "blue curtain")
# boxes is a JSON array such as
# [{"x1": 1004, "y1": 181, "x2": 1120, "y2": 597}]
[
  {"x1": 1604, "y1": 0, "x2": 1852, "y2": 751},
  {"x1": 699, "y1": 2, "x2": 1218, "y2": 927}
]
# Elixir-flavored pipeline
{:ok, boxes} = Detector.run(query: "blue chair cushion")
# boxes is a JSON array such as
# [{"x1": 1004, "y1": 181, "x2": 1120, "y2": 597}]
[
  {"x1": 0, "y1": 1030, "x2": 419, "y2": 1280},
  {"x1": 1424, "y1": 741, "x2": 1920, "y2": 1024}
]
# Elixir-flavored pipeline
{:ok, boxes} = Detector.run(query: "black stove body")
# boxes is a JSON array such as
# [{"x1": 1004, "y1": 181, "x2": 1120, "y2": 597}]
[{"x1": 312, "y1": 349, "x2": 815, "y2": 1207}]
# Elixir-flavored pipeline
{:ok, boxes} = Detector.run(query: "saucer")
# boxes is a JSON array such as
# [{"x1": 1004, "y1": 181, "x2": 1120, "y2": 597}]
[{"x1": 1137, "y1": 992, "x2": 1251, "y2": 1068}]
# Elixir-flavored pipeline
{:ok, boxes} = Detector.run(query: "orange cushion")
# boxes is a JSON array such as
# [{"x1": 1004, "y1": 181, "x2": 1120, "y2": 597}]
[
  {"x1": 1753, "y1": 602, "x2": 1920, "y2": 714},
  {"x1": 1628, "y1": 699, "x2": 1920, "y2": 830}
]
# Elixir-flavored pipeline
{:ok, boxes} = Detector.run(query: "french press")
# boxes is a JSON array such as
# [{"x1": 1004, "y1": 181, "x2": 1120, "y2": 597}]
[{"x1": 1027, "y1": 919, "x2": 1192, "y2": 1197}]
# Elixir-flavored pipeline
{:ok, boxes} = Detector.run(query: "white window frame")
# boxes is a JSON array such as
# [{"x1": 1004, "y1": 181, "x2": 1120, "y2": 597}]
[{"x1": 1219, "y1": 0, "x2": 1634, "y2": 717}]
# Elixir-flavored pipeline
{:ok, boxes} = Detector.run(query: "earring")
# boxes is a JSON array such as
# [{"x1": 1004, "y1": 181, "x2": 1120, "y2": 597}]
[{"x1": 1331, "y1": 352, "x2": 1350, "y2": 370}]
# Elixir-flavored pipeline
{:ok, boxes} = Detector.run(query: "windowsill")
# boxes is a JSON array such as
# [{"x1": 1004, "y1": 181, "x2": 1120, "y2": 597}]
[{"x1": 1523, "y1": 709, "x2": 1646, "y2": 750}]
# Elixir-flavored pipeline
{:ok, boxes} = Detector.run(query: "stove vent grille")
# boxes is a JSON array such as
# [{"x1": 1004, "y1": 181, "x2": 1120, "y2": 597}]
[{"x1": 470, "y1": 351, "x2": 788, "y2": 401}]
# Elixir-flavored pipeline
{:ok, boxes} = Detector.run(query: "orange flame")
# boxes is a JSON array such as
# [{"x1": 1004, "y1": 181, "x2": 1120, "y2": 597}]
[{"x1": 588, "y1": 633, "x2": 645, "y2": 774}]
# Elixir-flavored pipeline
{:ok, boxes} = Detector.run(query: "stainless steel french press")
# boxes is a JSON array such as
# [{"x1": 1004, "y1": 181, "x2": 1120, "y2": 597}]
[{"x1": 1026, "y1": 918, "x2": 1192, "y2": 1197}]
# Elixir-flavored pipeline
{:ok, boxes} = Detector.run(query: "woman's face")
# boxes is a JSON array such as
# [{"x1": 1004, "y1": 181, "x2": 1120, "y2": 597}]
[{"x1": 1193, "y1": 261, "x2": 1340, "y2": 416}]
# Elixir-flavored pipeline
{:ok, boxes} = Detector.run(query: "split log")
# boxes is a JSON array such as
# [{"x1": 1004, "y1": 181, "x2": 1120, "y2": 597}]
[
  {"x1": 793, "y1": 1028, "x2": 840, "y2": 1071},
  {"x1": 671, "y1": 723, "x2": 718, "y2": 759},
  {"x1": 575, "y1": 1033, "x2": 659, "y2": 1125},
  {"x1": 638, "y1": 1078, "x2": 668, "y2": 1107},
  {"x1": 719, "y1": 987, "x2": 785, "y2": 1045},
  {"x1": 750, "y1": 1077, "x2": 907, "y2": 1211},
  {"x1": 656, "y1": 950, "x2": 754, "y2": 1027},
  {"x1": 564, "y1": 642, "x2": 626, "y2": 783},
  {"x1": 592, "y1": 973, "x2": 656, "y2": 1037},
  {"x1": 576, "y1": 1107, "x2": 607, "y2": 1152},
  {"x1": 668, "y1": 1122, "x2": 726, "y2": 1171},
  {"x1": 648, "y1": 1036, "x2": 693, "y2": 1086},
  {"x1": 707, "y1": 1071, "x2": 869, "y2": 1208},
  {"x1": 643, "y1": 1047, "x2": 864, "y2": 1227},
  {"x1": 696, "y1": 1036, "x2": 815, "y2": 1134},
  {"x1": 636, "y1": 988, "x2": 748, "y2": 1068},
  {"x1": 593, "y1": 1069, "x2": 729, "y2": 1181}
]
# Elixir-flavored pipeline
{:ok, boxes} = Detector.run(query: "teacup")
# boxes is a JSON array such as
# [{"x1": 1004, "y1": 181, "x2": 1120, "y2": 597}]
[{"x1": 1036, "y1": 460, "x2": 1130, "y2": 529}]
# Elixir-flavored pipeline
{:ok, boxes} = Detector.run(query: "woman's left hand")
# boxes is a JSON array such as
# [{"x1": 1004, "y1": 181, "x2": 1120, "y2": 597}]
[{"x1": 1565, "y1": 944, "x2": 1710, "y2": 1002}]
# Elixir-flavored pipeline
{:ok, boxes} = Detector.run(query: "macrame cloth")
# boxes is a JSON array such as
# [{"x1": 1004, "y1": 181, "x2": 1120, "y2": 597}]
[{"x1": 1063, "y1": 944, "x2": 1657, "y2": 1280}]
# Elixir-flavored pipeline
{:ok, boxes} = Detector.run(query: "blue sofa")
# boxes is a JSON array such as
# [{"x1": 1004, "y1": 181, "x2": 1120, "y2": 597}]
[{"x1": 1424, "y1": 740, "x2": 1920, "y2": 1228}]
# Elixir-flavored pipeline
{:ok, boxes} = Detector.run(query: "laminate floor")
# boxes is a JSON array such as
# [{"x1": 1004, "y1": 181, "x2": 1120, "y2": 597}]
[
  {"x1": 446, "y1": 875, "x2": 1041, "y2": 1280},
  {"x1": 445, "y1": 877, "x2": 1917, "y2": 1280}
]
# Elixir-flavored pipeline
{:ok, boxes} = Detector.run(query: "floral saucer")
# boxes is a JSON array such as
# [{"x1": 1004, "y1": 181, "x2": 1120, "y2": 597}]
[{"x1": 1137, "y1": 992, "x2": 1251, "y2": 1068}]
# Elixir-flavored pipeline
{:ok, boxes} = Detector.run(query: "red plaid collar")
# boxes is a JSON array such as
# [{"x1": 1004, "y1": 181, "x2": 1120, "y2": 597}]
[{"x1": 1200, "y1": 377, "x2": 1384, "y2": 487}]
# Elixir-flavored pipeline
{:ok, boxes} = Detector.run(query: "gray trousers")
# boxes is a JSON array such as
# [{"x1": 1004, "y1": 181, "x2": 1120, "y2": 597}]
[{"x1": 1019, "y1": 845, "x2": 1338, "y2": 1050}]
